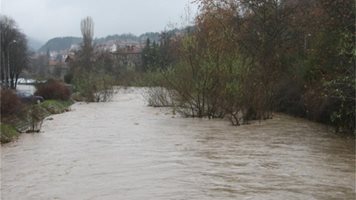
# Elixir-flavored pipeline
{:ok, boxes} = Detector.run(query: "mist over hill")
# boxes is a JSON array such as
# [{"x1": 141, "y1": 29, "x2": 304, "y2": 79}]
[{"x1": 27, "y1": 37, "x2": 44, "y2": 51}]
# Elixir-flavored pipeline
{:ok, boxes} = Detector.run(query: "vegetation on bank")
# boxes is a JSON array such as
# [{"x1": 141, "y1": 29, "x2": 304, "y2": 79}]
[
  {"x1": 1, "y1": 80, "x2": 73, "y2": 143},
  {"x1": 1, "y1": 15, "x2": 118, "y2": 142},
  {"x1": 0, "y1": 124, "x2": 19, "y2": 143},
  {"x1": 65, "y1": 17, "x2": 115, "y2": 102},
  {"x1": 135, "y1": 0, "x2": 355, "y2": 134},
  {"x1": 35, "y1": 79, "x2": 71, "y2": 101},
  {"x1": 1, "y1": 99, "x2": 73, "y2": 144},
  {"x1": 40, "y1": 100, "x2": 72, "y2": 114},
  {"x1": 0, "y1": 99, "x2": 73, "y2": 144},
  {"x1": 1, "y1": 1, "x2": 354, "y2": 139}
]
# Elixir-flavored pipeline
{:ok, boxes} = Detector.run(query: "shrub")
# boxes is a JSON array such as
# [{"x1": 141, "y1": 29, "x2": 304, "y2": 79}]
[
  {"x1": 1, "y1": 88, "x2": 23, "y2": 117},
  {"x1": 144, "y1": 87, "x2": 175, "y2": 107},
  {"x1": 26, "y1": 104, "x2": 47, "y2": 132},
  {"x1": 323, "y1": 76, "x2": 355, "y2": 132},
  {"x1": 274, "y1": 77, "x2": 306, "y2": 117},
  {"x1": 35, "y1": 79, "x2": 71, "y2": 101},
  {"x1": 64, "y1": 72, "x2": 73, "y2": 84},
  {"x1": 73, "y1": 72, "x2": 115, "y2": 102}
]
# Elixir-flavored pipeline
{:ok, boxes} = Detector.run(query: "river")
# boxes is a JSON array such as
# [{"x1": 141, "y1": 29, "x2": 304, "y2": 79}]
[{"x1": 1, "y1": 88, "x2": 355, "y2": 200}]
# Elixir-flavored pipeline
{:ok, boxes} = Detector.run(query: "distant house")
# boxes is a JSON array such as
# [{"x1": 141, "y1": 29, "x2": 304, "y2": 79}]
[{"x1": 48, "y1": 60, "x2": 59, "y2": 66}]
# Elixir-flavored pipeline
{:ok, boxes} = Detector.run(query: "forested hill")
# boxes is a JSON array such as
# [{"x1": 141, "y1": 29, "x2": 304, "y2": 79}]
[
  {"x1": 94, "y1": 32, "x2": 160, "y2": 44},
  {"x1": 38, "y1": 32, "x2": 160, "y2": 53},
  {"x1": 38, "y1": 37, "x2": 82, "y2": 52}
]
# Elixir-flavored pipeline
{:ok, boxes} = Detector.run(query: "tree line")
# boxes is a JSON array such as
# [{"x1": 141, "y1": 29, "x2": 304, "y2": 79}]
[
  {"x1": 142, "y1": 0, "x2": 355, "y2": 133},
  {"x1": 1, "y1": 0, "x2": 354, "y2": 133}
]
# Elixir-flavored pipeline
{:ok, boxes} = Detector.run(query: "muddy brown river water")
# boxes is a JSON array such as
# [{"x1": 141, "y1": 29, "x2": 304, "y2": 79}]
[{"x1": 1, "y1": 88, "x2": 355, "y2": 200}]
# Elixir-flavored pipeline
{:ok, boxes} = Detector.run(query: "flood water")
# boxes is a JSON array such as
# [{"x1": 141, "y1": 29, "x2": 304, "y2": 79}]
[{"x1": 1, "y1": 88, "x2": 355, "y2": 200}]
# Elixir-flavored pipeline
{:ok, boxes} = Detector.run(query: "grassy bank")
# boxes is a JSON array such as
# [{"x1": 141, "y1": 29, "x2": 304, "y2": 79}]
[
  {"x1": 0, "y1": 124, "x2": 19, "y2": 143},
  {"x1": 1, "y1": 100, "x2": 73, "y2": 144},
  {"x1": 40, "y1": 100, "x2": 73, "y2": 114}
]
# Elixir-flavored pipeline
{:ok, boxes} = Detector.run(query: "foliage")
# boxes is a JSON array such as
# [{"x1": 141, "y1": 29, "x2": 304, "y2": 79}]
[
  {"x1": 170, "y1": 0, "x2": 355, "y2": 133},
  {"x1": 26, "y1": 104, "x2": 46, "y2": 132},
  {"x1": 64, "y1": 72, "x2": 73, "y2": 84},
  {"x1": 35, "y1": 79, "x2": 71, "y2": 101},
  {"x1": 73, "y1": 72, "x2": 114, "y2": 102},
  {"x1": 141, "y1": 39, "x2": 160, "y2": 71},
  {"x1": 323, "y1": 76, "x2": 355, "y2": 132},
  {"x1": 137, "y1": 0, "x2": 355, "y2": 133},
  {"x1": 144, "y1": 87, "x2": 175, "y2": 107},
  {"x1": 0, "y1": 88, "x2": 23, "y2": 116},
  {"x1": 24, "y1": 99, "x2": 72, "y2": 133},
  {"x1": 141, "y1": 31, "x2": 182, "y2": 72},
  {"x1": 0, "y1": 98, "x2": 72, "y2": 143},
  {"x1": 25, "y1": 99, "x2": 72, "y2": 133}
]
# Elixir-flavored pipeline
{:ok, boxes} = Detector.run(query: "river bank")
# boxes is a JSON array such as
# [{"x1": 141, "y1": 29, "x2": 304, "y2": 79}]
[
  {"x1": 2, "y1": 88, "x2": 355, "y2": 200},
  {"x1": 1, "y1": 99, "x2": 73, "y2": 143}
]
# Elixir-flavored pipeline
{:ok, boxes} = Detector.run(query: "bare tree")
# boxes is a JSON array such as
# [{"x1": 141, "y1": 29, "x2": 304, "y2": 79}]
[
  {"x1": 68, "y1": 16, "x2": 115, "y2": 102},
  {"x1": 0, "y1": 15, "x2": 28, "y2": 89},
  {"x1": 79, "y1": 16, "x2": 94, "y2": 72},
  {"x1": 81, "y1": 16, "x2": 94, "y2": 50},
  {"x1": 9, "y1": 32, "x2": 28, "y2": 88}
]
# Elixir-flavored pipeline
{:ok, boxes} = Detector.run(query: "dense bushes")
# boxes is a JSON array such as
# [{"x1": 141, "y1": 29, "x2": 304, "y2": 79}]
[
  {"x1": 35, "y1": 79, "x2": 71, "y2": 101},
  {"x1": 72, "y1": 72, "x2": 114, "y2": 102},
  {"x1": 143, "y1": 12, "x2": 273, "y2": 125},
  {"x1": 139, "y1": 0, "x2": 355, "y2": 133},
  {"x1": 1, "y1": 88, "x2": 23, "y2": 116},
  {"x1": 145, "y1": 87, "x2": 174, "y2": 107},
  {"x1": 64, "y1": 72, "x2": 73, "y2": 84},
  {"x1": 323, "y1": 77, "x2": 355, "y2": 132},
  {"x1": 1, "y1": 82, "x2": 73, "y2": 143}
]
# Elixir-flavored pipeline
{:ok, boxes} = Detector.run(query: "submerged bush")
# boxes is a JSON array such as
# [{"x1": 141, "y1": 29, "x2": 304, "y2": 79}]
[
  {"x1": 73, "y1": 72, "x2": 115, "y2": 102},
  {"x1": 323, "y1": 76, "x2": 355, "y2": 132},
  {"x1": 26, "y1": 104, "x2": 47, "y2": 132},
  {"x1": 145, "y1": 87, "x2": 175, "y2": 107}
]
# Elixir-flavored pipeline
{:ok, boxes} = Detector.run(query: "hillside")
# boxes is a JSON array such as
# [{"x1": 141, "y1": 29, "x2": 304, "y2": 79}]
[
  {"x1": 38, "y1": 37, "x2": 82, "y2": 52},
  {"x1": 38, "y1": 33, "x2": 161, "y2": 53}
]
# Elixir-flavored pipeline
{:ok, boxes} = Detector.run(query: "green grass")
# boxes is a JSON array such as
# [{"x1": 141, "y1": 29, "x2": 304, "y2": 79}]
[
  {"x1": 40, "y1": 100, "x2": 73, "y2": 114},
  {"x1": 1, "y1": 124, "x2": 19, "y2": 143}
]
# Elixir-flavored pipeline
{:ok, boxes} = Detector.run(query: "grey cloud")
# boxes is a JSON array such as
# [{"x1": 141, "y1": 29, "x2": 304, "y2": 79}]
[{"x1": 1, "y1": 0, "x2": 197, "y2": 42}]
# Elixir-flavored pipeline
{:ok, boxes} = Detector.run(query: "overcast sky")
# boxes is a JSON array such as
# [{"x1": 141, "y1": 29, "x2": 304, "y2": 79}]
[{"x1": 1, "y1": 0, "x2": 198, "y2": 42}]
